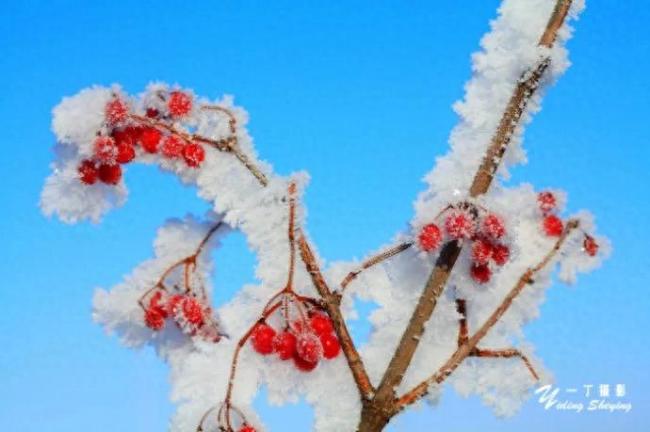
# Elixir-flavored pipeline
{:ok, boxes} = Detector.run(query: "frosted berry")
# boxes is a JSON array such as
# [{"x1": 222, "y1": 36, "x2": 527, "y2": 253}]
[
  {"x1": 98, "y1": 163, "x2": 122, "y2": 185},
  {"x1": 166, "y1": 294, "x2": 184, "y2": 316},
  {"x1": 296, "y1": 332, "x2": 322, "y2": 364},
  {"x1": 161, "y1": 135, "x2": 185, "y2": 158},
  {"x1": 273, "y1": 330, "x2": 297, "y2": 360},
  {"x1": 105, "y1": 97, "x2": 129, "y2": 125},
  {"x1": 445, "y1": 210, "x2": 476, "y2": 239},
  {"x1": 319, "y1": 333, "x2": 341, "y2": 359},
  {"x1": 181, "y1": 297, "x2": 204, "y2": 326},
  {"x1": 583, "y1": 236, "x2": 599, "y2": 257},
  {"x1": 78, "y1": 159, "x2": 98, "y2": 185},
  {"x1": 491, "y1": 244, "x2": 510, "y2": 266},
  {"x1": 238, "y1": 425, "x2": 256, "y2": 432},
  {"x1": 146, "y1": 107, "x2": 160, "y2": 118},
  {"x1": 309, "y1": 313, "x2": 334, "y2": 336},
  {"x1": 293, "y1": 351, "x2": 318, "y2": 372},
  {"x1": 538, "y1": 191, "x2": 556, "y2": 214},
  {"x1": 471, "y1": 239, "x2": 493, "y2": 265},
  {"x1": 470, "y1": 263, "x2": 491, "y2": 284},
  {"x1": 145, "y1": 307, "x2": 165, "y2": 331},
  {"x1": 482, "y1": 214, "x2": 506, "y2": 240},
  {"x1": 116, "y1": 141, "x2": 136, "y2": 164},
  {"x1": 139, "y1": 127, "x2": 162, "y2": 153},
  {"x1": 94, "y1": 136, "x2": 118, "y2": 163},
  {"x1": 183, "y1": 142, "x2": 205, "y2": 168},
  {"x1": 418, "y1": 223, "x2": 442, "y2": 252},
  {"x1": 251, "y1": 323, "x2": 276, "y2": 355},
  {"x1": 168, "y1": 91, "x2": 192, "y2": 117},
  {"x1": 543, "y1": 214, "x2": 564, "y2": 237}
]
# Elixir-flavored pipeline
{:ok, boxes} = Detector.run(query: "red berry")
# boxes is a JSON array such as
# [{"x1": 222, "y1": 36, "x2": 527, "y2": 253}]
[
  {"x1": 538, "y1": 191, "x2": 556, "y2": 214},
  {"x1": 146, "y1": 107, "x2": 160, "y2": 118},
  {"x1": 251, "y1": 323, "x2": 276, "y2": 355},
  {"x1": 471, "y1": 239, "x2": 493, "y2": 265},
  {"x1": 583, "y1": 236, "x2": 599, "y2": 257},
  {"x1": 161, "y1": 135, "x2": 185, "y2": 158},
  {"x1": 238, "y1": 425, "x2": 257, "y2": 432},
  {"x1": 418, "y1": 223, "x2": 442, "y2": 252},
  {"x1": 319, "y1": 333, "x2": 341, "y2": 359},
  {"x1": 105, "y1": 97, "x2": 129, "y2": 125},
  {"x1": 94, "y1": 136, "x2": 118, "y2": 164},
  {"x1": 543, "y1": 214, "x2": 564, "y2": 237},
  {"x1": 309, "y1": 313, "x2": 334, "y2": 336},
  {"x1": 139, "y1": 127, "x2": 162, "y2": 153},
  {"x1": 78, "y1": 159, "x2": 98, "y2": 185},
  {"x1": 482, "y1": 214, "x2": 506, "y2": 239},
  {"x1": 166, "y1": 294, "x2": 184, "y2": 316},
  {"x1": 113, "y1": 126, "x2": 141, "y2": 146},
  {"x1": 273, "y1": 330, "x2": 297, "y2": 360},
  {"x1": 145, "y1": 307, "x2": 165, "y2": 331},
  {"x1": 470, "y1": 263, "x2": 491, "y2": 284},
  {"x1": 168, "y1": 91, "x2": 192, "y2": 117},
  {"x1": 296, "y1": 332, "x2": 322, "y2": 364},
  {"x1": 181, "y1": 297, "x2": 204, "y2": 326},
  {"x1": 491, "y1": 244, "x2": 510, "y2": 266},
  {"x1": 116, "y1": 141, "x2": 136, "y2": 164},
  {"x1": 293, "y1": 350, "x2": 318, "y2": 372},
  {"x1": 445, "y1": 210, "x2": 476, "y2": 239},
  {"x1": 98, "y1": 163, "x2": 122, "y2": 185},
  {"x1": 183, "y1": 142, "x2": 205, "y2": 168}
]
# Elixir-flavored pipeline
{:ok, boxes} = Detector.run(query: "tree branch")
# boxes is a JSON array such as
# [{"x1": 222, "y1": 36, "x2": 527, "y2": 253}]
[
  {"x1": 360, "y1": 1, "x2": 574, "y2": 426},
  {"x1": 340, "y1": 242, "x2": 413, "y2": 291},
  {"x1": 395, "y1": 219, "x2": 579, "y2": 410}
]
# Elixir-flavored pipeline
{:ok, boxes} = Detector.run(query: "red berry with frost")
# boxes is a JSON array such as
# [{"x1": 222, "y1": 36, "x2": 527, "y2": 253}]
[
  {"x1": 78, "y1": 159, "x2": 98, "y2": 185},
  {"x1": 293, "y1": 350, "x2": 318, "y2": 372},
  {"x1": 251, "y1": 323, "x2": 276, "y2": 355},
  {"x1": 471, "y1": 239, "x2": 493, "y2": 265},
  {"x1": 445, "y1": 210, "x2": 476, "y2": 239},
  {"x1": 239, "y1": 425, "x2": 256, "y2": 432},
  {"x1": 273, "y1": 330, "x2": 297, "y2": 360},
  {"x1": 583, "y1": 236, "x2": 599, "y2": 257},
  {"x1": 94, "y1": 136, "x2": 118, "y2": 163},
  {"x1": 146, "y1": 107, "x2": 160, "y2": 118},
  {"x1": 161, "y1": 135, "x2": 185, "y2": 158},
  {"x1": 319, "y1": 333, "x2": 341, "y2": 359},
  {"x1": 470, "y1": 263, "x2": 491, "y2": 284},
  {"x1": 418, "y1": 223, "x2": 442, "y2": 252},
  {"x1": 309, "y1": 313, "x2": 334, "y2": 336},
  {"x1": 181, "y1": 297, "x2": 204, "y2": 326},
  {"x1": 538, "y1": 191, "x2": 556, "y2": 214},
  {"x1": 543, "y1": 214, "x2": 564, "y2": 237},
  {"x1": 98, "y1": 163, "x2": 122, "y2": 185},
  {"x1": 183, "y1": 142, "x2": 205, "y2": 168},
  {"x1": 168, "y1": 91, "x2": 192, "y2": 117},
  {"x1": 116, "y1": 141, "x2": 136, "y2": 164},
  {"x1": 166, "y1": 294, "x2": 184, "y2": 316},
  {"x1": 105, "y1": 97, "x2": 129, "y2": 125},
  {"x1": 482, "y1": 214, "x2": 506, "y2": 239},
  {"x1": 139, "y1": 127, "x2": 162, "y2": 153},
  {"x1": 491, "y1": 244, "x2": 510, "y2": 266},
  {"x1": 296, "y1": 332, "x2": 322, "y2": 363},
  {"x1": 145, "y1": 307, "x2": 165, "y2": 331}
]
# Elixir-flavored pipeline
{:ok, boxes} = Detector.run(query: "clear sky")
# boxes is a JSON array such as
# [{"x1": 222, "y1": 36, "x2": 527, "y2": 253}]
[{"x1": 1, "y1": 1, "x2": 649, "y2": 431}]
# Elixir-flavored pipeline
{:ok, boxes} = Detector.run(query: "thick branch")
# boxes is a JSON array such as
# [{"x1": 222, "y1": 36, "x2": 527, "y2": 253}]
[
  {"x1": 395, "y1": 219, "x2": 579, "y2": 409},
  {"x1": 297, "y1": 234, "x2": 375, "y2": 399},
  {"x1": 367, "y1": 0, "x2": 574, "y2": 416}
]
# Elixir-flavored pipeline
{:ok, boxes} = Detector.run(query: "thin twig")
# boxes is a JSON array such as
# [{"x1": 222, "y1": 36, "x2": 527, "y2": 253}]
[{"x1": 339, "y1": 242, "x2": 413, "y2": 291}]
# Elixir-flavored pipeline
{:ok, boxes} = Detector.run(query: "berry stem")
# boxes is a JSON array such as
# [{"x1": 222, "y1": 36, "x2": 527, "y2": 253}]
[{"x1": 340, "y1": 242, "x2": 413, "y2": 292}]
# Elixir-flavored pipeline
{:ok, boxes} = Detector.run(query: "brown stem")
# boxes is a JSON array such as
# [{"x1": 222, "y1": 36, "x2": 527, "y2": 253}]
[
  {"x1": 357, "y1": 2, "x2": 574, "y2": 428},
  {"x1": 395, "y1": 219, "x2": 579, "y2": 410},
  {"x1": 471, "y1": 348, "x2": 539, "y2": 381},
  {"x1": 296, "y1": 234, "x2": 375, "y2": 399},
  {"x1": 456, "y1": 299, "x2": 469, "y2": 346},
  {"x1": 340, "y1": 242, "x2": 413, "y2": 291}
]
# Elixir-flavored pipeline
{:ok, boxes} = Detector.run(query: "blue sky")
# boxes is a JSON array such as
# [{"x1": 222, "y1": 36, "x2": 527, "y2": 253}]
[{"x1": 1, "y1": 1, "x2": 649, "y2": 431}]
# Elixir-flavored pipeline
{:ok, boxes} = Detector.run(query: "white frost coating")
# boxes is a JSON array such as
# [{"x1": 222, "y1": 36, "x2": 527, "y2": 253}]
[{"x1": 41, "y1": 0, "x2": 608, "y2": 430}]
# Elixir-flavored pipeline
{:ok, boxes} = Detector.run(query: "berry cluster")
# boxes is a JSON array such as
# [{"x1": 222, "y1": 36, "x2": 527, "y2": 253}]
[
  {"x1": 251, "y1": 307, "x2": 341, "y2": 372},
  {"x1": 418, "y1": 203, "x2": 511, "y2": 284},
  {"x1": 77, "y1": 91, "x2": 206, "y2": 186},
  {"x1": 538, "y1": 190, "x2": 599, "y2": 256},
  {"x1": 143, "y1": 289, "x2": 222, "y2": 342}
]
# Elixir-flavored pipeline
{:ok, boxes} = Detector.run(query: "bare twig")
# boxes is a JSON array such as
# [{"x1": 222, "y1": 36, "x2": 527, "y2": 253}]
[{"x1": 340, "y1": 242, "x2": 413, "y2": 291}]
